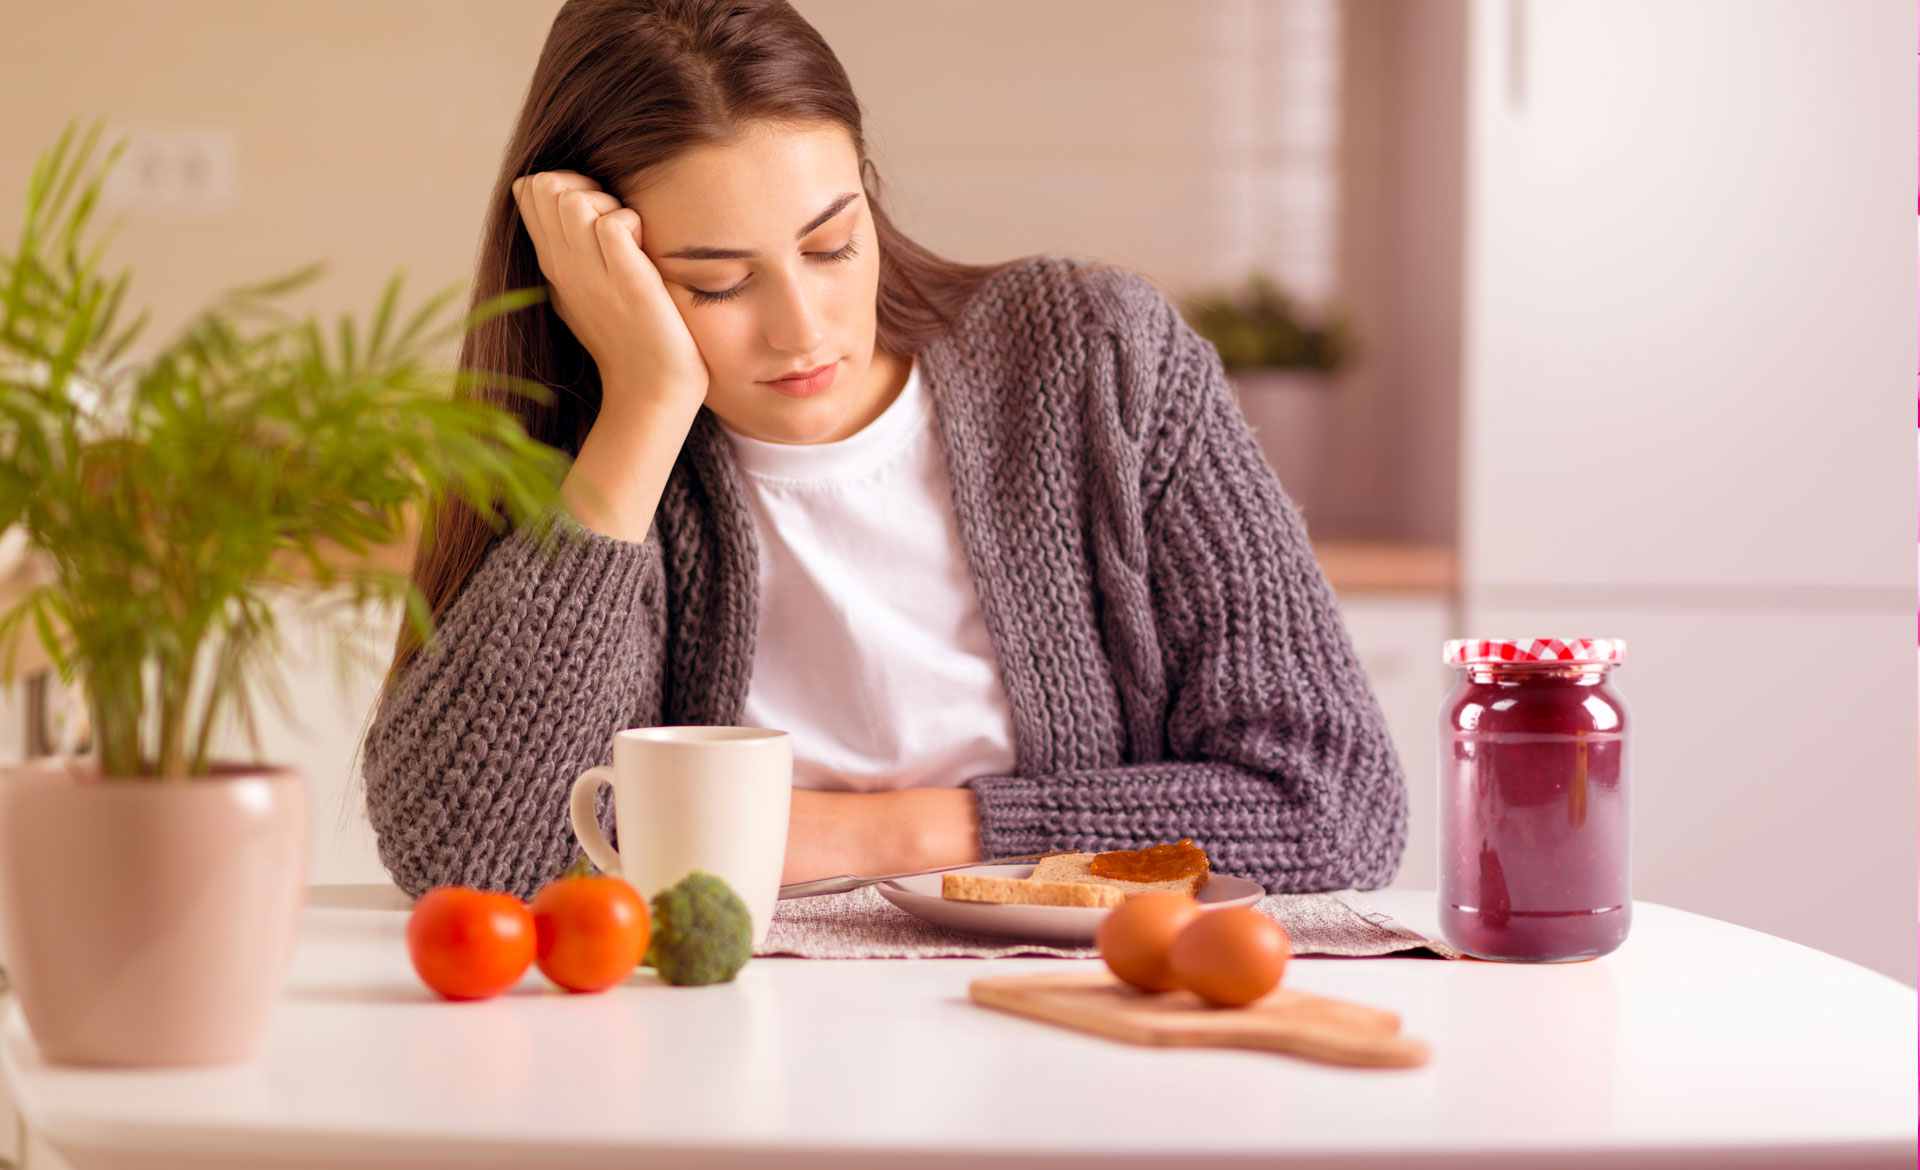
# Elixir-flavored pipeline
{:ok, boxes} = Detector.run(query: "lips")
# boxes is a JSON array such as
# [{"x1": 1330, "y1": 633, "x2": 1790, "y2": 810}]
[{"x1": 764, "y1": 360, "x2": 838, "y2": 398}]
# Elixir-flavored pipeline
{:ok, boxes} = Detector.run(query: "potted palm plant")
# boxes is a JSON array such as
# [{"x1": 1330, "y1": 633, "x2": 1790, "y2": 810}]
[
  {"x1": 0, "y1": 122, "x2": 575, "y2": 1066},
  {"x1": 1183, "y1": 273, "x2": 1355, "y2": 523}
]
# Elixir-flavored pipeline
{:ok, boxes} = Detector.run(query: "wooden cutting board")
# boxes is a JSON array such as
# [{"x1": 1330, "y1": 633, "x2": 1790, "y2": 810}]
[{"x1": 969, "y1": 971, "x2": 1430, "y2": 1068}]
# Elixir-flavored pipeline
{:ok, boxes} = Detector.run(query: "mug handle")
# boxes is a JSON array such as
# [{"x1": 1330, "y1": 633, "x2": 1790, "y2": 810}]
[{"x1": 568, "y1": 765, "x2": 624, "y2": 878}]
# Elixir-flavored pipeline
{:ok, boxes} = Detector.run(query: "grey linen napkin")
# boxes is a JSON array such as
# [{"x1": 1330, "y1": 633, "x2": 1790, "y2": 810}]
[{"x1": 755, "y1": 885, "x2": 1461, "y2": 960}]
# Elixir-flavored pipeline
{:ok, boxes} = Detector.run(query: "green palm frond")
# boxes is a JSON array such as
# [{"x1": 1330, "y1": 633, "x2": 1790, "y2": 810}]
[{"x1": 0, "y1": 119, "x2": 577, "y2": 779}]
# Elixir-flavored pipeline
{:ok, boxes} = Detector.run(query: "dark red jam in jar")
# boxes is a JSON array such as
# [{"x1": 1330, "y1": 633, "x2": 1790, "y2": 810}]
[{"x1": 1439, "y1": 638, "x2": 1630, "y2": 962}]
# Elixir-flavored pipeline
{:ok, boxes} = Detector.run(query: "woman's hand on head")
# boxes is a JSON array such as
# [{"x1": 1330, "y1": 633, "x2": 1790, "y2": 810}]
[{"x1": 511, "y1": 170, "x2": 709, "y2": 419}]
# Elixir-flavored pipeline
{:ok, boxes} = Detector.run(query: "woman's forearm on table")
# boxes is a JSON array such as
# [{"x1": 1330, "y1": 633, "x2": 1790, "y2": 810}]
[
  {"x1": 362, "y1": 516, "x2": 662, "y2": 899},
  {"x1": 781, "y1": 786, "x2": 981, "y2": 884}
]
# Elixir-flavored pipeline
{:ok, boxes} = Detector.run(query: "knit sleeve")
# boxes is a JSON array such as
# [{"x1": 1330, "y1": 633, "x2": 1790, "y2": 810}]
[
  {"x1": 968, "y1": 307, "x2": 1410, "y2": 893},
  {"x1": 360, "y1": 508, "x2": 666, "y2": 900}
]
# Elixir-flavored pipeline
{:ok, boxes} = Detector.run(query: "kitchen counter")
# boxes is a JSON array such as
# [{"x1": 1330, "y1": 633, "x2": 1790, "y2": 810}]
[
  {"x1": 3, "y1": 888, "x2": 1911, "y2": 1169},
  {"x1": 1311, "y1": 540, "x2": 1455, "y2": 594}
]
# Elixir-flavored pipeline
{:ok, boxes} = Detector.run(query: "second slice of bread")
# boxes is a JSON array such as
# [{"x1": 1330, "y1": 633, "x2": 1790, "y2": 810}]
[
  {"x1": 941, "y1": 871, "x2": 1126, "y2": 908},
  {"x1": 1029, "y1": 852, "x2": 1211, "y2": 897}
]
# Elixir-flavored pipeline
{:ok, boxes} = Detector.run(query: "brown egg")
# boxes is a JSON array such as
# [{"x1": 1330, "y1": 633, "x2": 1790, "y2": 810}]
[
  {"x1": 1168, "y1": 906, "x2": 1292, "y2": 1007},
  {"x1": 1096, "y1": 892, "x2": 1204, "y2": 993}
]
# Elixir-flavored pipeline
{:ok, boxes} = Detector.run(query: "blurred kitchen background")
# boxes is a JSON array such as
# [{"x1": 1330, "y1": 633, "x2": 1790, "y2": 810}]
[{"x1": 0, "y1": 0, "x2": 1909, "y2": 991}]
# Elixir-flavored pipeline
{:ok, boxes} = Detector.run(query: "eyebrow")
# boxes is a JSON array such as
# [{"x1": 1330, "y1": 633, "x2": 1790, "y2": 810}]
[{"x1": 658, "y1": 192, "x2": 862, "y2": 260}]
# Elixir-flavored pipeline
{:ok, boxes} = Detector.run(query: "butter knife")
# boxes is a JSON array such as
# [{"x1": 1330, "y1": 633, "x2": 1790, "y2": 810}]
[{"x1": 777, "y1": 850, "x2": 1073, "y2": 900}]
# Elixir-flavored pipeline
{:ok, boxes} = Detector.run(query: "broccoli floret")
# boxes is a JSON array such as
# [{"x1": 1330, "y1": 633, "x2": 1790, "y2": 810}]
[{"x1": 641, "y1": 871, "x2": 753, "y2": 986}]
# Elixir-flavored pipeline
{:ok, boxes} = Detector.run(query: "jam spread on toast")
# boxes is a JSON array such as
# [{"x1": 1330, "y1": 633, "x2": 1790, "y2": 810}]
[{"x1": 1087, "y1": 838, "x2": 1210, "y2": 885}]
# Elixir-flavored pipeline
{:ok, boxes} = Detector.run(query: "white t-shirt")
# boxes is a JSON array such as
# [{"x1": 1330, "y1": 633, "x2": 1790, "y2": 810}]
[{"x1": 718, "y1": 362, "x2": 1019, "y2": 792}]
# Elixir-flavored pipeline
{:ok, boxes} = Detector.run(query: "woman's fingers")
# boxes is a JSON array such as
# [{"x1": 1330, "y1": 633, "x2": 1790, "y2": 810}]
[
  {"x1": 511, "y1": 174, "x2": 561, "y2": 270},
  {"x1": 595, "y1": 207, "x2": 652, "y2": 290},
  {"x1": 513, "y1": 169, "x2": 647, "y2": 292},
  {"x1": 557, "y1": 187, "x2": 624, "y2": 275},
  {"x1": 512, "y1": 171, "x2": 606, "y2": 277}
]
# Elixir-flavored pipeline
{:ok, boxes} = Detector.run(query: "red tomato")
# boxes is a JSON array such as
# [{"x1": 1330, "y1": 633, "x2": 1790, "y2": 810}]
[
  {"x1": 406, "y1": 886, "x2": 536, "y2": 1001},
  {"x1": 530, "y1": 873, "x2": 651, "y2": 993}
]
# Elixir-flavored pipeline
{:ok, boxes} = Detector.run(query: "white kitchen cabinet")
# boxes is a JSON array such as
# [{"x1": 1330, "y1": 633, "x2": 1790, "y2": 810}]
[
  {"x1": 190, "y1": 601, "x2": 398, "y2": 887},
  {"x1": 1331, "y1": 592, "x2": 1455, "y2": 893}
]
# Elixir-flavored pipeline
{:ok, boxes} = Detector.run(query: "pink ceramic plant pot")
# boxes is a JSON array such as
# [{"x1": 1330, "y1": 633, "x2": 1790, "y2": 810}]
[{"x1": 0, "y1": 757, "x2": 308, "y2": 1066}]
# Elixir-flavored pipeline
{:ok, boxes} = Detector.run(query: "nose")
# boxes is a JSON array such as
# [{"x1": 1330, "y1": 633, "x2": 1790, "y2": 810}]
[{"x1": 761, "y1": 266, "x2": 825, "y2": 355}]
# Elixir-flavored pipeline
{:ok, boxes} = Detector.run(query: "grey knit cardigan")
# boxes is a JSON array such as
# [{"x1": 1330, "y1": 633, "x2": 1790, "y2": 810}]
[{"x1": 362, "y1": 255, "x2": 1409, "y2": 901}]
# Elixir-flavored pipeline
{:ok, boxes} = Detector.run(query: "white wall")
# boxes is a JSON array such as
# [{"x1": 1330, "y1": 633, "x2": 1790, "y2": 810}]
[{"x1": 209, "y1": 601, "x2": 399, "y2": 885}]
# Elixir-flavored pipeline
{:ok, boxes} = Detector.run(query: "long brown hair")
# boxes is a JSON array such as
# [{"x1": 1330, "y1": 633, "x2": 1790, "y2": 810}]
[{"x1": 387, "y1": 0, "x2": 1015, "y2": 685}]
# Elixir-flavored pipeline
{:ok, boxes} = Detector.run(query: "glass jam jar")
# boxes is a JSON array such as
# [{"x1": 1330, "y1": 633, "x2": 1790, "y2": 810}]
[{"x1": 1439, "y1": 638, "x2": 1631, "y2": 962}]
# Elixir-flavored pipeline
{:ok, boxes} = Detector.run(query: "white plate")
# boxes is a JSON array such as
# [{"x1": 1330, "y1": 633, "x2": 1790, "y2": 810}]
[{"x1": 876, "y1": 863, "x2": 1265, "y2": 945}]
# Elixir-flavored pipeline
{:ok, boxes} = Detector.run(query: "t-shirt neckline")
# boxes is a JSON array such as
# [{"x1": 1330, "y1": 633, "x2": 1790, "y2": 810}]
[{"x1": 718, "y1": 360, "x2": 926, "y2": 483}]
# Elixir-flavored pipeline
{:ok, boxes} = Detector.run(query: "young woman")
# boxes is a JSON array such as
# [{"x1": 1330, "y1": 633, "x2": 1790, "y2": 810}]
[{"x1": 362, "y1": 0, "x2": 1408, "y2": 901}]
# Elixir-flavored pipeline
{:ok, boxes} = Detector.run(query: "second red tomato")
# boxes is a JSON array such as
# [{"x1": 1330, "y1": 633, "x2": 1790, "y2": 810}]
[{"x1": 531, "y1": 872, "x2": 651, "y2": 993}]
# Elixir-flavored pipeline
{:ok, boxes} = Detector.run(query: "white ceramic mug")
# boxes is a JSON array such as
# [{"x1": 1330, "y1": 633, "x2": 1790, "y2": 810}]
[{"x1": 569, "y1": 726, "x2": 792, "y2": 948}]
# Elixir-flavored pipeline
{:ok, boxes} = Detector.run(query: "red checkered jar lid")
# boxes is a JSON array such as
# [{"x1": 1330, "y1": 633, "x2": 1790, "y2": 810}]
[{"x1": 1443, "y1": 638, "x2": 1626, "y2": 666}]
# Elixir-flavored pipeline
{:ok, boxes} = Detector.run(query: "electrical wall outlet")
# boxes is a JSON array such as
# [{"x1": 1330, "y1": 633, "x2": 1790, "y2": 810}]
[{"x1": 99, "y1": 128, "x2": 237, "y2": 216}]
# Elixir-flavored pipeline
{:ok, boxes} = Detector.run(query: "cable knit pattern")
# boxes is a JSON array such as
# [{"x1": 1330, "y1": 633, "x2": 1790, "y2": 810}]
[
  {"x1": 362, "y1": 515, "x2": 667, "y2": 898},
  {"x1": 362, "y1": 254, "x2": 1408, "y2": 899}
]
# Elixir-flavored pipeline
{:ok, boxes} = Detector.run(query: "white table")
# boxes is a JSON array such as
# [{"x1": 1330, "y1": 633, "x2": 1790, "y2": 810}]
[{"x1": 3, "y1": 888, "x2": 1913, "y2": 1169}]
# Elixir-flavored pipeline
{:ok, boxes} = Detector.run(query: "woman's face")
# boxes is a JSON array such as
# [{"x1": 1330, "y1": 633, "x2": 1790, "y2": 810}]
[{"x1": 622, "y1": 122, "x2": 896, "y2": 445}]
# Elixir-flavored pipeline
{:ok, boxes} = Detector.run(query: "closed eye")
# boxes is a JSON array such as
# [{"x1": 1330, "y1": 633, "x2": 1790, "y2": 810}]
[{"x1": 687, "y1": 237, "x2": 862, "y2": 306}]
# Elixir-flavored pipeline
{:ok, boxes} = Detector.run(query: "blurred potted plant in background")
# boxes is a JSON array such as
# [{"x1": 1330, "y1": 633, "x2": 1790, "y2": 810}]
[
  {"x1": 1183, "y1": 272, "x2": 1356, "y2": 525},
  {"x1": 0, "y1": 121, "x2": 575, "y2": 1067}
]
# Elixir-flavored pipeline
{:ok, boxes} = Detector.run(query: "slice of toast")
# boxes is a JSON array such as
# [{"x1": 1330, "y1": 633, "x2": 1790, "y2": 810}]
[
  {"x1": 941, "y1": 871, "x2": 1127, "y2": 908},
  {"x1": 1030, "y1": 851, "x2": 1211, "y2": 898}
]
